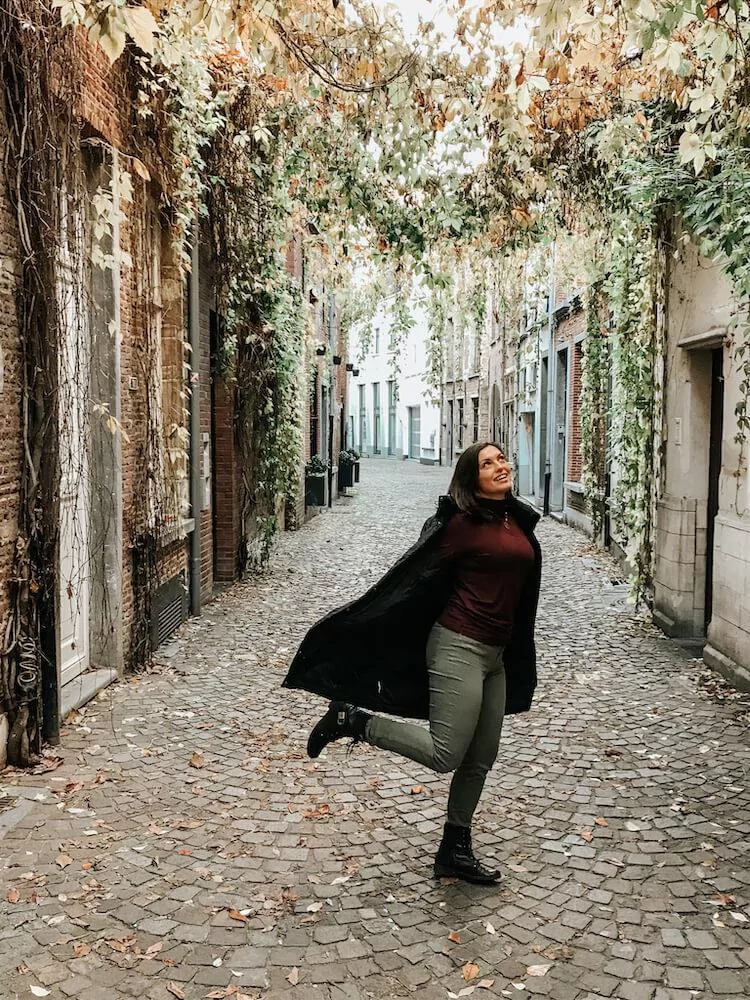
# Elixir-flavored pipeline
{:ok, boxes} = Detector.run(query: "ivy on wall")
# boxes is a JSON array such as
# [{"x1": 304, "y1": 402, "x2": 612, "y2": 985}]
[
  {"x1": 580, "y1": 282, "x2": 609, "y2": 543},
  {"x1": 605, "y1": 214, "x2": 660, "y2": 596}
]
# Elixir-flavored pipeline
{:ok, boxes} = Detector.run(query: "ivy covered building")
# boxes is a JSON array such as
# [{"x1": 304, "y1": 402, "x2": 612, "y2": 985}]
[
  {"x1": 0, "y1": 17, "x2": 313, "y2": 766},
  {"x1": 489, "y1": 233, "x2": 750, "y2": 694}
]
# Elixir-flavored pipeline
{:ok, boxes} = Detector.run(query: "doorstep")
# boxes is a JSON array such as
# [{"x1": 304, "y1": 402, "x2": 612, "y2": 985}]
[{"x1": 60, "y1": 667, "x2": 118, "y2": 720}]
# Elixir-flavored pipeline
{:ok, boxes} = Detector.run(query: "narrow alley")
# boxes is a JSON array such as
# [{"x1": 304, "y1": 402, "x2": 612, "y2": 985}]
[{"x1": 2, "y1": 462, "x2": 750, "y2": 1000}]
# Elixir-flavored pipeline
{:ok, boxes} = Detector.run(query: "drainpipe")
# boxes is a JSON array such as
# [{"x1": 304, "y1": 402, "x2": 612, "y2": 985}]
[
  {"x1": 188, "y1": 231, "x2": 201, "y2": 616},
  {"x1": 544, "y1": 249, "x2": 556, "y2": 515}
]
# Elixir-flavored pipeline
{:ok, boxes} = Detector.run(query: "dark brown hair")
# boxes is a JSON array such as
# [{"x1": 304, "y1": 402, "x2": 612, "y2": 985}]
[{"x1": 448, "y1": 442, "x2": 507, "y2": 515}]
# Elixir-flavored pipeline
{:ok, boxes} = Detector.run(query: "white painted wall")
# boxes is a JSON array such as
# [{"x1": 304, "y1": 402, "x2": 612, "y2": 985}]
[
  {"x1": 655, "y1": 238, "x2": 750, "y2": 690},
  {"x1": 347, "y1": 298, "x2": 441, "y2": 464}
]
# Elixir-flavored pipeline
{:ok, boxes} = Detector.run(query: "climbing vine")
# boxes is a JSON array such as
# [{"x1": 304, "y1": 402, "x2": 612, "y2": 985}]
[
  {"x1": 605, "y1": 214, "x2": 660, "y2": 597},
  {"x1": 580, "y1": 282, "x2": 609, "y2": 543}
]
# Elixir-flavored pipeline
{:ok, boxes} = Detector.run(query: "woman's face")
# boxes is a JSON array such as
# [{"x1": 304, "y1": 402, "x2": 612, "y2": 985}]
[{"x1": 476, "y1": 445, "x2": 513, "y2": 499}]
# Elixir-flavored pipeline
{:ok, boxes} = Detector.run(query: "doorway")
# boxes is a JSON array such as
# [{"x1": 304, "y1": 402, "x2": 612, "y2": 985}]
[
  {"x1": 553, "y1": 348, "x2": 568, "y2": 510},
  {"x1": 539, "y1": 357, "x2": 548, "y2": 497},
  {"x1": 408, "y1": 406, "x2": 421, "y2": 459},
  {"x1": 705, "y1": 348, "x2": 724, "y2": 630}
]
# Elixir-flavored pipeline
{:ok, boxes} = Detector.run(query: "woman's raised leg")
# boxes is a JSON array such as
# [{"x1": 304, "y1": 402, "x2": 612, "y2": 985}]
[{"x1": 364, "y1": 625, "x2": 493, "y2": 772}]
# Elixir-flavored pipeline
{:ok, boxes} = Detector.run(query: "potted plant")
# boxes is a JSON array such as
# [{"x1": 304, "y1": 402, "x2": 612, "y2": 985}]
[
  {"x1": 338, "y1": 450, "x2": 355, "y2": 490},
  {"x1": 348, "y1": 448, "x2": 361, "y2": 483},
  {"x1": 305, "y1": 454, "x2": 328, "y2": 507}
]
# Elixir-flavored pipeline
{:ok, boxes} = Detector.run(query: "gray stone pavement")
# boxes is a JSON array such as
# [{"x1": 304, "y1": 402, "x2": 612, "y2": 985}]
[{"x1": 2, "y1": 460, "x2": 750, "y2": 1000}]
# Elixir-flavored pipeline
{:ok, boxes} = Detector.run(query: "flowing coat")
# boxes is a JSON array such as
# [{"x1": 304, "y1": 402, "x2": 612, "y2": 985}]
[{"x1": 282, "y1": 494, "x2": 542, "y2": 719}]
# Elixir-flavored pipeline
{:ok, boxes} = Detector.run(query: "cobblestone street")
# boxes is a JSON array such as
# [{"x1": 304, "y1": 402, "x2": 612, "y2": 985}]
[{"x1": 2, "y1": 460, "x2": 750, "y2": 1000}]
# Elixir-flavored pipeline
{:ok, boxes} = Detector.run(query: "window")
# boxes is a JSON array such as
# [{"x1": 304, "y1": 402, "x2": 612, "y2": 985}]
[
  {"x1": 457, "y1": 398, "x2": 464, "y2": 449},
  {"x1": 472, "y1": 396, "x2": 479, "y2": 442},
  {"x1": 144, "y1": 208, "x2": 189, "y2": 532},
  {"x1": 358, "y1": 384, "x2": 366, "y2": 452},
  {"x1": 387, "y1": 380, "x2": 397, "y2": 454},
  {"x1": 373, "y1": 382, "x2": 381, "y2": 453},
  {"x1": 310, "y1": 372, "x2": 320, "y2": 457},
  {"x1": 374, "y1": 327, "x2": 381, "y2": 354}
]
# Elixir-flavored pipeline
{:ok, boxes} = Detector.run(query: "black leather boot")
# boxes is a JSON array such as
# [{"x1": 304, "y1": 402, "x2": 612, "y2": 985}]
[
  {"x1": 307, "y1": 702, "x2": 371, "y2": 759},
  {"x1": 434, "y1": 823, "x2": 501, "y2": 885}
]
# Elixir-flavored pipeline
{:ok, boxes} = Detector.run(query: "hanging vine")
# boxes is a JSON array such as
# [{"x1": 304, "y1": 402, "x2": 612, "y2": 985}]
[
  {"x1": 580, "y1": 281, "x2": 609, "y2": 542},
  {"x1": 0, "y1": 3, "x2": 90, "y2": 763},
  {"x1": 207, "y1": 82, "x2": 306, "y2": 571},
  {"x1": 605, "y1": 213, "x2": 660, "y2": 598}
]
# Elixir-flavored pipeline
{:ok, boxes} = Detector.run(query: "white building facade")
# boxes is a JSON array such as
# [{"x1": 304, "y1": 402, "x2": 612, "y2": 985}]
[{"x1": 347, "y1": 299, "x2": 441, "y2": 465}]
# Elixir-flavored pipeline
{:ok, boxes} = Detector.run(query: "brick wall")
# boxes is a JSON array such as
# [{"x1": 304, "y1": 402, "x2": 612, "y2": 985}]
[
  {"x1": 199, "y1": 246, "x2": 213, "y2": 602},
  {"x1": 569, "y1": 342, "x2": 583, "y2": 483},
  {"x1": 65, "y1": 37, "x2": 192, "y2": 661}
]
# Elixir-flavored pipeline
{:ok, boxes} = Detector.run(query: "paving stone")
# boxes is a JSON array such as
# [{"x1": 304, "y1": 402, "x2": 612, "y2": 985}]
[{"x1": 1, "y1": 462, "x2": 750, "y2": 1000}]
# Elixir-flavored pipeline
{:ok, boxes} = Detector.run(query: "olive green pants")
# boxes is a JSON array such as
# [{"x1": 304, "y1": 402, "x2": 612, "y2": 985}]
[{"x1": 365, "y1": 623, "x2": 506, "y2": 828}]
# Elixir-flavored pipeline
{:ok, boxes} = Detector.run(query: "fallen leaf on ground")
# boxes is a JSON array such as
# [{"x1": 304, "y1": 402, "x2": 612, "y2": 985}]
[
  {"x1": 7, "y1": 888, "x2": 19, "y2": 903},
  {"x1": 594, "y1": 817, "x2": 609, "y2": 827},
  {"x1": 527, "y1": 964, "x2": 552, "y2": 977},
  {"x1": 57, "y1": 854, "x2": 73, "y2": 868},
  {"x1": 410, "y1": 785, "x2": 424, "y2": 794},
  {"x1": 144, "y1": 941, "x2": 163, "y2": 956},
  {"x1": 307, "y1": 902, "x2": 323, "y2": 913},
  {"x1": 448, "y1": 931, "x2": 462, "y2": 944},
  {"x1": 478, "y1": 981, "x2": 495, "y2": 990},
  {"x1": 72, "y1": 943, "x2": 90, "y2": 958},
  {"x1": 580, "y1": 830, "x2": 593, "y2": 843},
  {"x1": 166, "y1": 983, "x2": 185, "y2": 999},
  {"x1": 228, "y1": 909, "x2": 249, "y2": 922},
  {"x1": 302, "y1": 803, "x2": 331, "y2": 819},
  {"x1": 603, "y1": 857, "x2": 625, "y2": 867},
  {"x1": 30, "y1": 988, "x2": 50, "y2": 998},
  {"x1": 731, "y1": 912, "x2": 748, "y2": 922},
  {"x1": 485, "y1": 922, "x2": 496, "y2": 935},
  {"x1": 106, "y1": 934, "x2": 137, "y2": 953},
  {"x1": 33, "y1": 756, "x2": 63, "y2": 774},
  {"x1": 189, "y1": 752, "x2": 206, "y2": 769},
  {"x1": 463, "y1": 962, "x2": 480, "y2": 982},
  {"x1": 541, "y1": 944, "x2": 573, "y2": 961},
  {"x1": 712, "y1": 912, "x2": 726, "y2": 927},
  {"x1": 287, "y1": 967, "x2": 299, "y2": 986},
  {"x1": 712, "y1": 892, "x2": 736, "y2": 906},
  {"x1": 16, "y1": 963, "x2": 30, "y2": 975}
]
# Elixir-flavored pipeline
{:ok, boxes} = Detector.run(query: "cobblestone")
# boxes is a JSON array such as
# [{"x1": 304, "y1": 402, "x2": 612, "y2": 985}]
[{"x1": 2, "y1": 461, "x2": 750, "y2": 999}]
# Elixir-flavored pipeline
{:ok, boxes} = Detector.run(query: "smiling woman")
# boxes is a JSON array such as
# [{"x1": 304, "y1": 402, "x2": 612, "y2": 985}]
[{"x1": 284, "y1": 440, "x2": 543, "y2": 886}]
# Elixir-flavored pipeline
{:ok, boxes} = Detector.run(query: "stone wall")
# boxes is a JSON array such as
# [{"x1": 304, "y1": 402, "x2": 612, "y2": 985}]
[{"x1": 655, "y1": 237, "x2": 750, "y2": 690}]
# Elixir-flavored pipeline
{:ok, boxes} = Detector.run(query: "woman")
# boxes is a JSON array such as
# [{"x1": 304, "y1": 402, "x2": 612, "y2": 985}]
[{"x1": 282, "y1": 442, "x2": 542, "y2": 885}]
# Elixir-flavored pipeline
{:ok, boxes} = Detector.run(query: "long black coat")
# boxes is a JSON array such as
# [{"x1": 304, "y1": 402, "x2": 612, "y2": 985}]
[{"x1": 282, "y1": 494, "x2": 542, "y2": 719}]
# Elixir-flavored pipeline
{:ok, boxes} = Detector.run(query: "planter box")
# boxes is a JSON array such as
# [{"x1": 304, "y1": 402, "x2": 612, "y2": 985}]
[
  {"x1": 338, "y1": 463, "x2": 355, "y2": 489},
  {"x1": 305, "y1": 473, "x2": 327, "y2": 507}
]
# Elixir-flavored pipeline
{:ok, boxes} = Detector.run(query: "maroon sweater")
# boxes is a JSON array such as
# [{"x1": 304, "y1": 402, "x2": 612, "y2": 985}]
[{"x1": 437, "y1": 510, "x2": 535, "y2": 646}]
